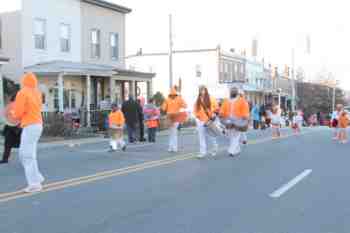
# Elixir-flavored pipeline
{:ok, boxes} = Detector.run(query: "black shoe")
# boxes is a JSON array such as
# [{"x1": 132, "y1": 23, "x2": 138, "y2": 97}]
[
  {"x1": 242, "y1": 141, "x2": 247, "y2": 145},
  {"x1": 122, "y1": 146, "x2": 127, "y2": 152},
  {"x1": 0, "y1": 160, "x2": 9, "y2": 164},
  {"x1": 229, "y1": 153, "x2": 239, "y2": 157},
  {"x1": 108, "y1": 147, "x2": 116, "y2": 153}
]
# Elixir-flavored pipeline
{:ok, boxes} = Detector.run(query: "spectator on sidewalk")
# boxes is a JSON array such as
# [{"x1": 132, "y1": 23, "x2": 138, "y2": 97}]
[
  {"x1": 270, "y1": 105, "x2": 282, "y2": 139},
  {"x1": 338, "y1": 110, "x2": 349, "y2": 144},
  {"x1": 122, "y1": 95, "x2": 141, "y2": 143},
  {"x1": 292, "y1": 111, "x2": 304, "y2": 135},
  {"x1": 251, "y1": 104, "x2": 260, "y2": 130},
  {"x1": 144, "y1": 98, "x2": 160, "y2": 143},
  {"x1": 331, "y1": 104, "x2": 343, "y2": 140},
  {"x1": 1, "y1": 94, "x2": 22, "y2": 164},
  {"x1": 137, "y1": 99, "x2": 147, "y2": 142}
]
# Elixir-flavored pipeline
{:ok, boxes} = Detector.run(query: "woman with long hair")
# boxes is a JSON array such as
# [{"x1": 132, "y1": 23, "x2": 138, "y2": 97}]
[{"x1": 193, "y1": 86, "x2": 219, "y2": 158}]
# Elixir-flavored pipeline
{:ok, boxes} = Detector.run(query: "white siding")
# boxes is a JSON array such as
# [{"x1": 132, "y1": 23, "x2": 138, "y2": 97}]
[
  {"x1": 127, "y1": 50, "x2": 229, "y2": 111},
  {"x1": 21, "y1": 0, "x2": 82, "y2": 68},
  {"x1": 0, "y1": 12, "x2": 23, "y2": 82}
]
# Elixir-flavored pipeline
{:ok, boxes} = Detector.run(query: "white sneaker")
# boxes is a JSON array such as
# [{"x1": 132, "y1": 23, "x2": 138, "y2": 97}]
[
  {"x1": 197, "y1": 154, "x2": 206, "y2": 159},
  {"x1": 211, "y1": 151, "x2": 217, "y2": 157},
  {"x1": 24, "y1": 185, "x2": 43, "y2": 193}
]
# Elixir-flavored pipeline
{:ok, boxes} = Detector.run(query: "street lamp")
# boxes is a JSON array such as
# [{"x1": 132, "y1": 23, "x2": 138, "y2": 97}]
[{"x1": 277, "y1": 88, "x2": 282, "y2": 108}]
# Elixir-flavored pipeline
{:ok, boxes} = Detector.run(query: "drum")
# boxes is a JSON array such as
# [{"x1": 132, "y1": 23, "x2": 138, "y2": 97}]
[
  {"x1": 221, "y1": 117, "x2": 249, "y2": 132},
  {"x1": 167, "y1": 112, "x2": 188, "y2": 124},
  {"x1": 110, "y1": 128, "x2": 123, "y2": 139},
  {"x1": 205, "y1": 119, "x2": 226, "y2": 137}
]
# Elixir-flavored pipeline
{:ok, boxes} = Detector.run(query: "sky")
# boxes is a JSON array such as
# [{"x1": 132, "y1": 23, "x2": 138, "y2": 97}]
[{"x1": 1, "y1": 0, "x2": 350, "y2": 89}]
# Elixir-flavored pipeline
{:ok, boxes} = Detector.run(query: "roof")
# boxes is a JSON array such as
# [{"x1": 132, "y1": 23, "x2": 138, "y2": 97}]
[
  {"x1": 115, "y1": 68, "x2": 155, "y2": 79},
  {"x1": 125, "y1": 48, "x2": 218, "y2": 59},
  {"x1": 0, "y1": 56, "x2": 10, "y2": 64},
  {"x1": 25, "y1": 60, "x2": 117, "y2": 76},
  {"x1": 82, "y1": 0, "x2": 132, "y2": 14},
  {"x1": 24, "y1": 60, "x2": 154, "y2": 79}
]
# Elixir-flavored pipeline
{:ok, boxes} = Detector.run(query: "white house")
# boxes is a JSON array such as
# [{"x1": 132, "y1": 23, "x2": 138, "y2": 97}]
[
  {"x1": 0, "y1": 56, "x2": 10, "y2": 121},
  {"x1": 0, "y1": 0, "x2": 154, "y2": 126},
  {"x1": 127, "y1": 47, "x2": 246, "y2": 110}
]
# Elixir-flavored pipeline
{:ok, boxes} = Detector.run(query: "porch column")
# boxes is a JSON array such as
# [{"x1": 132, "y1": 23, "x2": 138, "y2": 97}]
[
  {"x1": 86, "y1": 75, "x2": 91, "y2": 127},
  {"x1": 109, "y1": 76, "x2": 115, "y2": 103},
  {"x1": 129, "y1": 80, "x2": 136, "y2": 98},
  {"x1": 58, "y1": 73, "x2": 64, "y2": 112},
  {"x1": 0, "y1": 68, "x2": 4, "y2": 111},
  {"x1": 147, "y1": 80, "x2": 153, "y2": 101}
]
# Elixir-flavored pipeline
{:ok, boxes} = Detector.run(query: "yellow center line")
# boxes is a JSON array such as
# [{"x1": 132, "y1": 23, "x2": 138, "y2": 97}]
[{"x1": 0, "y1": 129, "x2": 320, "y2": 203}]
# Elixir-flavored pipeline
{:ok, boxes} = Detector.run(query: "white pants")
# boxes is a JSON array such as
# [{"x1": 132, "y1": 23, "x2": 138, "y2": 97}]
[
  {"x1": 169, "y1": 122, "x2": 179, "y2": 152},
  {"x1": 227, "y1": 129, "x2": 241, "y2": 155},
  {"x1": 196, "y1": 120, "x2": 218, "y2": 156},
  {"x1": 19, "y1": 124, "x2": 44, "y2": 187},
  {"x1": 110, "y1": 138, "x2": 126, "y2": 150}
]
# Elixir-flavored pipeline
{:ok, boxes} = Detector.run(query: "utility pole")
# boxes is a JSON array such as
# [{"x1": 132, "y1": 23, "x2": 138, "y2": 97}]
[
  {"x1": 332, "y1": 77, "x2": 339, "y2": 112},
  {"x1": 291, "y1": 48, "x2": 296, "y2": 112},
  {"x1": 169, "y1": 14, "x2": 173, "y2": 89}
]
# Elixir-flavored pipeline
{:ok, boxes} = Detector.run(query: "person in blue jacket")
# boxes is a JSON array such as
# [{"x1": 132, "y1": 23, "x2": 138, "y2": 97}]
[{"x1": 251, "y1": 104, "x2": 261, "y2": 130}]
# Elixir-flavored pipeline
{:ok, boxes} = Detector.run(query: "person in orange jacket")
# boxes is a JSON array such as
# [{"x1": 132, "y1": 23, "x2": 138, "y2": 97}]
[
  {"x1": 109, "y1": 103, "x2": 126, "y2": 152},
  {"x1": 12, "y1": 73, "x2": 44, "y2": 193},
  {"x1": 143, "y1": 98, "x2": 160, "y2": 143},
  {"x1": 220, "y1": 87, "x2": 250, "y2": 157},
  {"x1": 162, "y1": 87, "x2": 187, "y2": 152},
  {"x1": 193, "y1": 86, "x2": 219, "y2": 158}
]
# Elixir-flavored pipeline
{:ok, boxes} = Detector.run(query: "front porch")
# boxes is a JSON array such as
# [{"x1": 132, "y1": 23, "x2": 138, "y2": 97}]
[{"x1": 25, "y1": 61, "x2": 155, "y2": 127}]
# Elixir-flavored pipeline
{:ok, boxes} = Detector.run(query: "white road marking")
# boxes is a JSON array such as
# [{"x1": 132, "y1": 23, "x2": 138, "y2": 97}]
[{"x1": 270, "y1": 169, "x2": 312, "y2": 198}]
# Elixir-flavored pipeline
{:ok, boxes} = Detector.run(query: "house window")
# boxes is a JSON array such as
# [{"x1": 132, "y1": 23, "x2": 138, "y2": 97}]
[
  {"x1": 60, "y1": 24, "x2": 70, "y2": 53},
  {"x1": 34, "y1": 18, "x2": 46, "y2": 50},
  {"x1": 110, "y1": 33, "x2": 119, "y2": 60},
  {"x1": 91, "y1": 29, "x2": 100, "y2": 58},
  {"x1": 219, "y1": 60, "x2": 224, "y2": 83}
]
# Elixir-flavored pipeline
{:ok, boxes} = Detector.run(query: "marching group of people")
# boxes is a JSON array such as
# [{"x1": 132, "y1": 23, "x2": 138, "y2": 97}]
[{"x1": 1, "y1": 72, "x2": 349, "y2": 193}]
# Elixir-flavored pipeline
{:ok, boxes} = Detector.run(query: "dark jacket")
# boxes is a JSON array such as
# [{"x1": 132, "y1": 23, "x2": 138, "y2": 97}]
[
  {"x1": 2, "y1": 125, "x2": 22, "y2": 148},
  {"x1": 122, "y1": 99, "x2": 141, "y2": 126}
]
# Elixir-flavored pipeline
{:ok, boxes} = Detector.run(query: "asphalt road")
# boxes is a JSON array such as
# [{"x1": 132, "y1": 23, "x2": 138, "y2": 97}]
[{"x1": 0, "y1": 127, "x2": 348, "y2": 233}]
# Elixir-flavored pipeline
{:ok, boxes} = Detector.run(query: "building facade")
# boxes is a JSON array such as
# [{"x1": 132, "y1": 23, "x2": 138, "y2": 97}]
[
  {"x1": 244, "y1": 59, "x2": 265, "y2": 105},
  {"x1": 127, "y1": 47, "x2": 247, "y2": 110},
  {"x1": 0, "y1": 56, "x2": 10, "y2": 121},
  {"x1": 0, "y1": 0, "x2": 154, "y2": 125}
]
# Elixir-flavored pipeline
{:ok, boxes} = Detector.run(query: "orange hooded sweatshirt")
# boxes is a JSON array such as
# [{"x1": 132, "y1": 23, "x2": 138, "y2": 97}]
[
  {"x1": 193, "y1": 97, "x2": 218, "y2": 123},
  {"x1": 14, "y1": 73, "x2": 43, "y2": 128},
  {"x1": 220, "y1": 97, "x2": 249, "y2": 119},
  {"x1": 162, "y1": 87, "x2": 187, "y2": 115},
  {"x1": 109, "y1": 110, "x2": 125, "y2": 127}
]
